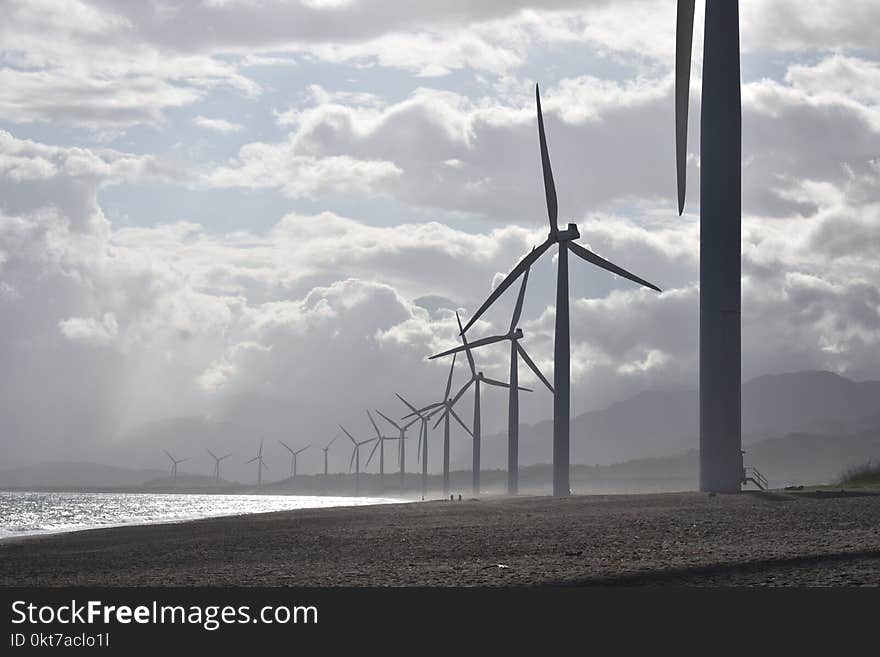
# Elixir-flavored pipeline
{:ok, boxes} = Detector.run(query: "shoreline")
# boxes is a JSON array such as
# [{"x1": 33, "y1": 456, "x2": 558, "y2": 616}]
[
  {"x1": 0, "y1": 492, "x2": 409, "y2": 543},
  {"x1": 2, "y1": 490, "x2": 880, "y2": 586}
]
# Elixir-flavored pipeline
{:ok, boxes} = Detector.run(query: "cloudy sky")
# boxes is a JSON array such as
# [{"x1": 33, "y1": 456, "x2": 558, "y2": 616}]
[{"x1": 1, "y1": 0, "x2": 878, "y2": 470}]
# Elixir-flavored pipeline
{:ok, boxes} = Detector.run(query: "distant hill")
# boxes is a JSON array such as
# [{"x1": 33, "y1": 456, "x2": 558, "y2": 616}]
[
  {"x1": 0, "y1": 462, "x2": 166, "y2": 489},
  {"x1": 108, "y1": 370, "x2": 880, "y2": 478},
  {"x1": 590, "y1": 428, "x2": 880, "y2": 490},
  {"x1": 480, "y1": 370, "x2": 880, "y2": 468}
]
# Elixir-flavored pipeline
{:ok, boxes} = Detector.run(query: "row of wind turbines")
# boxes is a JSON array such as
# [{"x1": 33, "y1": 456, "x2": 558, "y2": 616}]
[
  {"x1": 161, "y1": 83, "x2": 661, "y2": 499},
  {"x1": 162, "y1": 437, "x2": 337, "y2": 487},
  {"x1": 164, "y1": 1, "x2": 745, "y2": 497}
]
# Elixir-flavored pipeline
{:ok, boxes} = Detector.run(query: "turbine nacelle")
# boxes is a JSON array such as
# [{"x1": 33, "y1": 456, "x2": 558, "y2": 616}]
[{"x1": 552, "y1": 223, "x2": 580, "y2": 242}]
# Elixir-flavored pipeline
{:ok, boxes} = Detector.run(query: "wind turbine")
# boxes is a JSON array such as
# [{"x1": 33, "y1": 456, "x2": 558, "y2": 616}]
[
  {"x1": 461, "y1": 84, "x2": 661, "y2": 496},
  {"x1": 205, "y1": 449, "x2": 231, "y2": 484},
  {"x1": 246, "y1": 439, "x2": 269, "y2": 487},
  {"x1": 163, "y1": 450, "x2": 188, "y2": 486},
  {"x1": 365, "y1": 410, "x2": 395, "y2": 487},
  {"x1": 429, "y1": 312, "x2": 528, "y2": 496},
  {"x1": 279, "y1": 441, "x2": 311, "y2": 477},
  {"x1": 676, "y1": 1, "x2": 743, "y2": 493},
  {"x1": 431, "y1": 274, "x2": 553, "y2": 495},
  {"x1": 396, "y1": 393, "x2": 430, "y2": 499},
  {"x1": 374, "y1": 409, "x2": 417, "y2": 491},
  {"x1": 340, "y1": 425, "x2": 375, "y2": 495},
  {"x1": 321, "y1": 434, "x2": 340, "y2": 476},
  {"x1": 409, "y1": 353, "x2": 472, "y2": 497}
]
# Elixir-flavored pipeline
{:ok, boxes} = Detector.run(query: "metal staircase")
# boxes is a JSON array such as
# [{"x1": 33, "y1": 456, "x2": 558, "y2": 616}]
[{"x1": 742, "y1": 466, "x2": 768, "y2": 491}]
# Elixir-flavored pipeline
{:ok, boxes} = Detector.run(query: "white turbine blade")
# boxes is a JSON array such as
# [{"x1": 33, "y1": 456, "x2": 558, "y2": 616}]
[
  {"x1": 279, "y1": 440, "x2": 294, "y2": 454},
  {"x1": 536, "y1": 84, "x2": 558, "y2": 234},
  {"x1": 261, "y1": 460, "x2": 269, "y2": 471},
  {"x1": 246, "y1": 456, "x2": 259, "y2": 464},
  {"x1": 404, "y1": 416, "x2": 420, "y2": 430},
  {"x1": 405, "y1": 401, "x2": 443, "y2": 419},
  {"x1": 430, "y1": 333, "x2": 507, "y2": 360},
  {"x1": 568, "y1": 241, "x2": 661, "y2": 292},
  {"x1": 443, "y1": 352, "x2": 457, "y2": 400},
  {"x1": 510, "y1": 257, "x2": 532, "y2": 331},
  {"x1": 516, "y1": 342, "x2": 554, "y2": 393},
  {"x1": 339, "y1": 425, "x2": 357, "y2": 445},
  {"x1": 456, "y1": 311, "x2": 476, "y2": 377},
  {"x1": 163, "y1": 449, "x2": 174, "y2": 463},
  {"x1": 367, "y1": 410, "x2": 382, "y2": 439},
  {"x1": 426, "y1": 404, "x2": 446, "y2": 421},
  {"x1": 365, "y1": 438, "x2": 380, "y2": 468},
  {"x1": 258, "y1": 439, "x2": 263, "y2": 457},
  {"x1": 676, "y1": 0, "x2": 696, "y2": 215},
  {"x1": 395, "y1": 392, "x2": 419, "y2": 415},
  {"x1": 449, "y1": 407, "x2": 473, "y2": 438},
  {"x1": 432, "y1": 408, "x2": 449, "y2": 431},
  {"x1": 295, "y1": 445, "x2": 311, "y2": 455},
  {"x1": 220, "y1": 454, "x2": 231, "y2": 461},
  {"x1": 206, "y1": 448, "x2": 217, "y2": 460},
  {"x1": 326, "y1": 433, "x2": 340, "y2": 448},
  {"x1": 481, "y1": 376, "x2": 511, "y2": 389},
  {"x1": 178, "y1": 458, "x2": 189, "y2": 464},
  {"x1": 450, "y1": 378, "x2": 474, "y2": 406},
  {"x1": 461, "y1": 239, "x2": 552, "y2": 334},
  {"x1": 349, "y1": 448, "x2": 356, "y2": 473},
  {"x1": 375, "y1": 409, "x2": 402, "y2": 432}
]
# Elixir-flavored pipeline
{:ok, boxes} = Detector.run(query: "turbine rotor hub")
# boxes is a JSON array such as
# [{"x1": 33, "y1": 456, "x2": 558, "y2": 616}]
[{"x1": 554, "y1": 222, "x2": 580, "y2": 242}]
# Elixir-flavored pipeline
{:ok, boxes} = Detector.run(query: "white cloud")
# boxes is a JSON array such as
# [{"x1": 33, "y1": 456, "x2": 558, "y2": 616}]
[
  {"x1": 1, "y1": 1, "x2": 879, "y2": 474},
  {"x1": 193, "y1": 116, "x2": 243, "y2": 134},
  {"x1": 58, "y1": 312, "x2": 119, "y2": 345}
]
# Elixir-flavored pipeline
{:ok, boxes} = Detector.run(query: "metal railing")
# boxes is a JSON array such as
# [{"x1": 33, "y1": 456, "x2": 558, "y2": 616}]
[{"x1": 742, "y1": 466, "x2": 768, "y2": 490}]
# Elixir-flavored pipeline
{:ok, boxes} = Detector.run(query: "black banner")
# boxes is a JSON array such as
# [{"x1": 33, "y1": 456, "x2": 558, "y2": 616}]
[{"x1": 1, "y1": 587, "x2": 877, "y2": 651}]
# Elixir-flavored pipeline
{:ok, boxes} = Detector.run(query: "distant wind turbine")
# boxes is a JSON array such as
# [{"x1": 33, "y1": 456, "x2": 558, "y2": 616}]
[
  {"x1": 279, "y1": 441, "x2": 311, "y2": 477},
  {"x1": 430, "y1": 312, "x2": 528, "y2": 496},
  {"x1": 374, "y1": 408, "x2": 417, "y2": 490},
  {"x1": 461, "y1": 84, "x2": 661, "y2": 496},
  {"x1": 246, "y1": 439, "x2": 269, "y2": 487},
  {"x1": 396, "y1": 393, "x2": 430, "y2": 499},
  {"x1": 432, "y1": 268, "x2": 552, "y2": 495},
  {"x1": 322, "y1": 434, "x2": 340, "y2": 476},
  {"x1": 365, "y1": 410, "x2": 395, "y2": 487},
  {"x1": 205, "y1": 449, "x2": 231, "y2": 484},
  {"x1": 675, "y1": 0, "x2": 743, "y2": 492},
  {"x1": 340, "y1": 424, "x2": 376, "y2": 495},
  {"x1": 408, "y1": 353, "x2": 472, "y2": 497},
  {"x1": 163, "y1": 450, "x2": 188, "y2": 486}
]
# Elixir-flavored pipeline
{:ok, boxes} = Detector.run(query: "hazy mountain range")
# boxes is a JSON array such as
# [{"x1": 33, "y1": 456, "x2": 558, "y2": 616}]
[
  {"x1": 1, "y1": 370, "x2": 878, "y2": 490},
  {"x1": 503, "y1": 370, "x2": 880, "y2": 467}
]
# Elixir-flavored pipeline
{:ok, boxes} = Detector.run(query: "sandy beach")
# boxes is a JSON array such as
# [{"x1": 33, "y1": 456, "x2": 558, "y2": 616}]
[{"x1": 2, "y1": 490, "x2": 879, "y2": 587}]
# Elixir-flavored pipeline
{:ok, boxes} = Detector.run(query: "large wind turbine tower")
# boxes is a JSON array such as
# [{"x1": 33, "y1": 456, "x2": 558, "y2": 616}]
[{"x1": 676, "y1": 0, "x2": 743, "y2": 492}]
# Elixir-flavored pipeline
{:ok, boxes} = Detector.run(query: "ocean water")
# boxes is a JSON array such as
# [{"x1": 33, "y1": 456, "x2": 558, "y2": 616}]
[{"x1": 0, "y1": 491, "x2": 399, "y2": 539}]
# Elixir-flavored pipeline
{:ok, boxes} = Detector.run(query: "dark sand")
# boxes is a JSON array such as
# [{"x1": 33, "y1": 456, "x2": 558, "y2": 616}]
[{"x1": 2, "y1": 491, "x2": 879, "y2": 586}]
